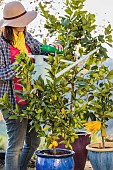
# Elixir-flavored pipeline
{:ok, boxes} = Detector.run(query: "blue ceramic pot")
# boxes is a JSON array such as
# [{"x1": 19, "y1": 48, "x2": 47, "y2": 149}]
[
  {"x1": 86, "y1": 142, "x2": 113, "y2": 170},
  {"x1": 36, "y1": 148, "x2": 75, "y2": 170}
]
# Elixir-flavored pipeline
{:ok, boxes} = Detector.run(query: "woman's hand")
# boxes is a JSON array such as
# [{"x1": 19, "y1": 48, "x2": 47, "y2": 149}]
[{"x1": 52, "y1": 43, "x2": 63, "y2": 52}]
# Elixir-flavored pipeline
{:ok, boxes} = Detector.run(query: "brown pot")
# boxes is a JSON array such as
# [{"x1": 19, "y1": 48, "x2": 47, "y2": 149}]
[{"x1": 57, "y1": 131, "x2": 90, "y2": 170}]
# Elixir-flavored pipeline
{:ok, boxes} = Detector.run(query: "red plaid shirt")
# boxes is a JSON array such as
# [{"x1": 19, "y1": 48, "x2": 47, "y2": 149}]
[{"x1": 0, "y1": 31, "x2": 45, "y2": 110}]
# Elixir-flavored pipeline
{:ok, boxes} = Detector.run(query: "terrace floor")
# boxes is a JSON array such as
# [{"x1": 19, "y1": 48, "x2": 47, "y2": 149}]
[
  {"x1": 84, "y1": 160, "x2": 93, "y2": 170},
  {"x1": 0, "y1": 159, "x2": 93, "y2": 170}
]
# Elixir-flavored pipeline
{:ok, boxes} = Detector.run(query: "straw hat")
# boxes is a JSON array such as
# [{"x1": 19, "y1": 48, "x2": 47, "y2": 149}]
[{"x1": 0, "y1": 1, "x2": 37, "y2": 27}]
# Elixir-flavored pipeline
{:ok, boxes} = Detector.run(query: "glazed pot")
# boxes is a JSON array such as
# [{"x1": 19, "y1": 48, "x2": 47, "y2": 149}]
[
  {"x1": 36, "y1": 148, "x2": 75, "y2": 170},
  {"x1": 57, "y1": 131, "x2": 91, "y2": 170},
  {"x1": 86, "y1": 142, "x2": 113, "y2": 170}
]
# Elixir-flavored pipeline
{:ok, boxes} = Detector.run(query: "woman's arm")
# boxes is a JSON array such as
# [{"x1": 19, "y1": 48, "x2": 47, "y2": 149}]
[
  {"x1": 0, "y1": 41, "x2": 16, "y2": 80},
  {"x1": 0, "y1": 64, "x2": 16, "y2": 81},
  {"x1": 25, "y1": 32, "x2": 63, "y2": 55},
  {"x1": 25, "y1": 32, "x2": 43, "y2": 55}
]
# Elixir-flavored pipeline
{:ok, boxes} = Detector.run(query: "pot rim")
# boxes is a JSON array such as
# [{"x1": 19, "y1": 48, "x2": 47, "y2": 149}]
[
  {"x1": 76, "y1": 130, "x2": 90, "y2": 136},
  {"x1": 36, "y1": 148, "x2": 75, "y2": 158},
  {"x1": 86, "y1": 142, "x2": 113, "y2": 152}
]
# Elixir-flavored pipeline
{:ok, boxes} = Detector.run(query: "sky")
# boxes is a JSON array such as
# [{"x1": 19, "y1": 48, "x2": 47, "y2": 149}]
[
  {"x1": 0, "y1": 0, "x2": 113, "y2": 58},
  {"x1": 85, "y1": 0, "x2": 113, "y2": 58}
]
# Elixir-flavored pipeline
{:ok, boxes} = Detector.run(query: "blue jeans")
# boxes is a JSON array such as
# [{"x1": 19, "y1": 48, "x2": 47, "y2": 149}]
[{"x1": 4, "y1": 117, "x2": 40, "y2": 170}]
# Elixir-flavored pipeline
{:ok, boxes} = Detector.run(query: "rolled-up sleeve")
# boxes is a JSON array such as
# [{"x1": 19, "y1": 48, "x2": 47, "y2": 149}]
[{"x1": 25, "y1": 32, "x2": 49, "y2": 55}]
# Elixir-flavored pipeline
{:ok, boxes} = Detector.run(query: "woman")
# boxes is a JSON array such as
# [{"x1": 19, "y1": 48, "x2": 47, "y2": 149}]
[{"x1": 0, "y1": 1, "x2": 63, "y2": 170}]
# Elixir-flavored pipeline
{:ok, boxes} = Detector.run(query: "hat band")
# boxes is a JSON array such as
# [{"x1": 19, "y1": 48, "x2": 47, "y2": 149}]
[{"x1": 3, "y1": 11, "x2": 27, "y2": 20}]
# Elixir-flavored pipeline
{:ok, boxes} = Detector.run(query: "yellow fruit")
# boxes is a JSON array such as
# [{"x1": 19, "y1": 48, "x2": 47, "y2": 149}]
[
  {"x1": 52, "y1": 141, "x2": 58, "y2": 147},
  {"x1": 43, "y1": 127, "x2": 49, "y2": 131},
  {"x1": 61, "y1": 108, "x2": 66, "y2": 117},
  {"x1": 48, "y1": 144, "x2": 53, "y2": 148},
  {"x1": 62, "y1": 132, "x2": 65, "y2": 138},
  {"x1": 50, "y1": 98, "x2": 53, "y2": 102}
]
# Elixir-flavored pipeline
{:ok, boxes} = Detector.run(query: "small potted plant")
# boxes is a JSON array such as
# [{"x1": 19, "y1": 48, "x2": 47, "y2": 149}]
[
  {"x1": 0, "y1": 53, "x2": 76, "y2": 170},
  {"x1": 84, "y1": 65, "x2": 113, "y2": 170}
]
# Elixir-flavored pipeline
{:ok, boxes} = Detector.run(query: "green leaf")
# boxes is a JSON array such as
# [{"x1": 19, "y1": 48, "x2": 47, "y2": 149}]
[
  {"x1": 105, "y1": 24, "x2": 112, "y2": 35},
  {"x1": 36, "y1": 85, "x2": 44, "y2": 91},
  {"x1": 3, "y1": 93, "x2": 9, "y2": 103},
  {"x1": 0, "y1": 104, "x2": 6, "y2": 110},
  {"x1": 55, "y1": 76, "x2": 62, "y2": 84},
  {"x1": 105, "y1": 112, "x2": 113, "y2": 118},
  {"x1": 93, "y1": 73, "x2": 99, "y2": 78},
  {"x1": 105, "y1": 35, "x2": 113, "y2": 43},
  {"x1": 37, "y1": 109, "x2": 43, "y2": 114},
  {"x1": 15, "y1": 104, "x2": 21, "y2": 113},
  {"x1": 20, "y1": 117, "x2": 23, "y2": 122},
  {"x1": 88, "y1": 96, "x2": 94, "y2": 102},
  {"x1": 106, "y1": 42, "x2": 113, "y2": 47},
  {"x1": 75, "y1": 81, "x2": 87, "y2": 86},
  {"x1": 98, "y1": 35, "x2": 105, "y2": 42},
  {"x1": 65, "y1": 8, "x2": 72, "y2": 16},
  {"x1": 105, "y1": 70, "x2": 113, "y2": 80},
  {"x1": 2, "y1": 109, "x2": 10, "y2": 114},
  {"x1": 9, "y1": 115, "x2": 18, "y2": 119},
  {"x1": 94, "y1": 104, "x2": 102, "y2": 109},
  {"x1": 35, "y1": 124, "x2": 40, "y2": 132}
]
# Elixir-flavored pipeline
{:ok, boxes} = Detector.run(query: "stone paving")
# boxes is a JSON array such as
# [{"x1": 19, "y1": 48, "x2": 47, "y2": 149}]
[
  {"x1": 84, "y1": 160, "x2": 93, "y2": 170},
  {"x1": 0, "y1": 160, "x2": 93, "y2": 170}
]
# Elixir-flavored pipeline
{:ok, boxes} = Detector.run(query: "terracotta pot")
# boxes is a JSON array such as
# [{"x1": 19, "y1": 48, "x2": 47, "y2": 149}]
[
  {"x1": 57, "y1": 131, "x2": 90, "y2": 170},
  {"x1": 86, "y1": 142, "x2": 113, "y2": 170}
]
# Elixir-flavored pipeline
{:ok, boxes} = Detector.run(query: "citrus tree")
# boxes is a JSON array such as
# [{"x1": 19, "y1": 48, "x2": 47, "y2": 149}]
[{"x1": 38, "y1": 0, "x2": 113, "y2": 148}]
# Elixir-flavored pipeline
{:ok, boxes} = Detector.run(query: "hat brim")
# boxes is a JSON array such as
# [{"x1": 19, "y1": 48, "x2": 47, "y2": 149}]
[{"x1": 0, "y1": 11, "x2": 37, "y2": 27}]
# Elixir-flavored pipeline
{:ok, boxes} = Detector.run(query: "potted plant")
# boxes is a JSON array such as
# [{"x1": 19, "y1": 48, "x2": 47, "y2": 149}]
[
  {"x1": 0, "y1": 52, "x2": 76, "y2": 170},
  {"x1": 0, "y1": 0, "x2": 113, "y2": 169},
  {"x1": 38, "y1": 0, "x2": 113, "y2": 169},
  {"x1": 83, "y1": 64, "x2": 113, "y2": 170}
]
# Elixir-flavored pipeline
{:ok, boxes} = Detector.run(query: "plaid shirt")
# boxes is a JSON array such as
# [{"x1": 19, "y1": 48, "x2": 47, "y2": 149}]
[{"x1": 0, "y1": 31, "x2": 43, "y2": 109}]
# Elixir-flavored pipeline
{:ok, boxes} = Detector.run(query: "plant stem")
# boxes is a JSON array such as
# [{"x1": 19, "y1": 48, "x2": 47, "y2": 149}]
[
  {"x1": 53, "y1": 146, "x2": 56, "y2": 155},
  {"x1": 101, "y1": 116, "x2": 105, "y2": 148},
  {"x1": 102, "y1": 133, "x2": 105, "y2": 148},
  {"x1": 70, "y1": 82, "x2": 74, "y2": 110}
]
